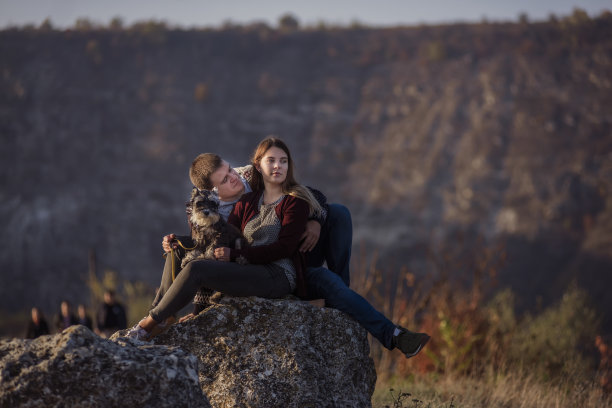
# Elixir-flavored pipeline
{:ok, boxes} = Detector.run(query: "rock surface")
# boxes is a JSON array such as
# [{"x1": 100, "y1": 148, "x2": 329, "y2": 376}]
[
  {"x1": 149, "y1": 295, "x2": 377, "y2": 408},
  {"x1": 1, "y1": 296, "x2": 376, "y2": 407},
  {"x1": 0, "y1": 325, "x2": 210, "y2": 408}
]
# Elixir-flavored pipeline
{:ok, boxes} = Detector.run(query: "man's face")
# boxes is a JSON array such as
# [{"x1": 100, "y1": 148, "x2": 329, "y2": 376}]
[
  {"x1": 31, "y1": 308, "x2": 40, "y2": 323},
  {"x1": 209, "y1": 160, "x2": 245, "y2": 201}
]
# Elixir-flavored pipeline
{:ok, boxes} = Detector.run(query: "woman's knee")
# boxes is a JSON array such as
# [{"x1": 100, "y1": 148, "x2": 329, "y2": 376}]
[
  {"x1": 329, "y1": 203, "x2": 352, "y2": 220},
  {"x1": 328, "y1": 203, "x2": 352, "y2": 231}
]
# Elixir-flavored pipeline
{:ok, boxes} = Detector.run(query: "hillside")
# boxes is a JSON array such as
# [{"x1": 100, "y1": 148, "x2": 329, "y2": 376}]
[{"x1": 1, "y1": 14, "x2": 611, "y2": 331}]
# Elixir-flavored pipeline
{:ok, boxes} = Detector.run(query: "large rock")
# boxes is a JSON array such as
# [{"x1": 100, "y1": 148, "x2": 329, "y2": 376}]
[
  {"x1": 151, "y1": 295, "x2": 377, "y2": 408},
  {"x1": 1, "y1": 296, "x2": 376, "y2": 407},
  {"x1": 0, "y1": 325, "x2": 210, "y2": 408}
]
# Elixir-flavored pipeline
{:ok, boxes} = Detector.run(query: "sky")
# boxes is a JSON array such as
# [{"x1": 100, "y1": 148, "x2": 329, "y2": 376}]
[{"x1": 0, "y1": 0, "x2": 611, "y2": 29}]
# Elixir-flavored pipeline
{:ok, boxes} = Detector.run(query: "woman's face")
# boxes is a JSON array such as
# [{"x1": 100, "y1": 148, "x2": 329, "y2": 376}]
[
  {"x1": 61, "y1": 302, "x2": 69, "y2": 316},
  {"x1": 60, "y1": 302, "x2": 70, "y2": 316},
  {"x1": 258, "y1": 146, "x2": 288, "y2": 186}
]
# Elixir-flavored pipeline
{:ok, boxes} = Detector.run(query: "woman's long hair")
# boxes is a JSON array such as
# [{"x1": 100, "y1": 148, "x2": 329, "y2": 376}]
[{"x1": 250, "y1": 137, "x2": 323, "y2": 218}]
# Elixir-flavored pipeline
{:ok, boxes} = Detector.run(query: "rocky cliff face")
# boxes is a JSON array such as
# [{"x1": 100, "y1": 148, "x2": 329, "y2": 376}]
[
  {"x1": 1, "y1": 16, "x2": 611, "y2": 329},
  {"x1": 1, "y1": 296, "x2": 376, "y2": 407}
]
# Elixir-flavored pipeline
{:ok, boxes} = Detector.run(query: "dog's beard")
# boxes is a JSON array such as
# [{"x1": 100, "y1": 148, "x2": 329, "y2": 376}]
[{"x1": 190, "y1": 210, "x2": 220, "y2": 228}]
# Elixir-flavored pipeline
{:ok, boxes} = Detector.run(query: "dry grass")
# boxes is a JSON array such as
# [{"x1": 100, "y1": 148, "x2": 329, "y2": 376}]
[
  {"x1": 350, "y1": 238, "x2": 611, "y2": 407},
  {"x1": 373, "y1": 373, "x2": 612, "y2": 408}
]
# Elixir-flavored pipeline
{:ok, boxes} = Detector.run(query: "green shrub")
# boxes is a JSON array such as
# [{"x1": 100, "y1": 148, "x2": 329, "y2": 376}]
[
  {"x1": 483, "y1": 289, "x2": 517, "y2": 369},
  {"x1": 507, "y1": 285, "x2": 598, "y2": 380}
]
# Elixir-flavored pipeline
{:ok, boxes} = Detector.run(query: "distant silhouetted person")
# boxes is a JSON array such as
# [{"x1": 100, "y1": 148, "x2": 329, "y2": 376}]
[
  {"x1": 25, "y1": 307, "x2": 50, "y2": 339},
  {"x1": 77, "y1": 304, "x2": 93, "y2": 330},
  {"x1": 96, "y1": 290, "x2": 127, "y2": 338},
  {"x1": 54, "y1": 300, "x2": 78, "y2": 333}
]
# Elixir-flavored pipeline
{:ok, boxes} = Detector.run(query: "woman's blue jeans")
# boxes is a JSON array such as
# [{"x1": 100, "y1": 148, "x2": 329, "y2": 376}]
[
  {"x1": 305, "y1": 203, "x2": 352, "y2": 287},
  {"x1": 305, "y1": 203, "x2": 396, "y2": 349},
  {"x1": 304, "y1": 266, "x2": 395, "y2": 349}
]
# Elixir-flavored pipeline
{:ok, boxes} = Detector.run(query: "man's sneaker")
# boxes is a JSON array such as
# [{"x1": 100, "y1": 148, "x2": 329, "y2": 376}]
[
  {"x1": 392, "y1": 326, "x2": 430, "y2": 358},
  {"x1": 125, "y1": 324, "x2": 151, "y2": 341}
]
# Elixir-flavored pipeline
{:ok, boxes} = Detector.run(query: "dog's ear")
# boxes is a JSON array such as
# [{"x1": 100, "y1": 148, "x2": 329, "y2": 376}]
[
  {"x1": 190, "y1": 187, "x2": 200, "y2": 201},
  {"x1": 203, "y1": 190, "x2": 220, "y2": 206},
  {"x1": 186, "y1": 187, "x2": 199, "y2": 212}
]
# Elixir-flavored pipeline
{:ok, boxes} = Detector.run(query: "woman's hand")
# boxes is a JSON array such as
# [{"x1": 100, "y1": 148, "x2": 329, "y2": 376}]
[
  {"x1": 300, "y1": 220, "x2": 321, "y2": 252},
  {"x1": 214, "y1": 247, "x2": 231, "y2": 262}
]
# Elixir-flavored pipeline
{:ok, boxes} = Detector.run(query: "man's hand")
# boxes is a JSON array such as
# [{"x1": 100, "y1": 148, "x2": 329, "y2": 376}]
[
  {"x1": 214, "y1": 247, "x2": 231, "y2": 262},
  {"x1": 300, "y1": 220, "x2": 321, "y2": 252},
  {"x1": 178, "y1": 313, "x2": 195, "y2": 323},
  {"x1": 162, "y1": 234, "x2": 178, "y2": 253}
]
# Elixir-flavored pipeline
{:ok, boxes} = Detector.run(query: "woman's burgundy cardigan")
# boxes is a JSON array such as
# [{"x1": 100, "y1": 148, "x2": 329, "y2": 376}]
[{"x1": 227, "y1": 191, "x2": 309, "y2": 298}]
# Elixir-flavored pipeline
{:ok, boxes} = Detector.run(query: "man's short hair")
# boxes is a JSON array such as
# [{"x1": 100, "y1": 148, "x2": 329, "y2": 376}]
[{"x1": 190, "y1": 153, "x2": 223, "y2": 190}]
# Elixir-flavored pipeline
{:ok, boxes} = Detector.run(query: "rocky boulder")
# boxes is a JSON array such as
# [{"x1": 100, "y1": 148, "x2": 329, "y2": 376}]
[
  {"x1": 0, "y1": 325, "x2": 210, "y2": 408},
  {"x1": 150, "y1": 295, "x2": 377, "y2": 408},
  {"x1": 1, "y1": 296, "x2": 376, "y2": 407}
]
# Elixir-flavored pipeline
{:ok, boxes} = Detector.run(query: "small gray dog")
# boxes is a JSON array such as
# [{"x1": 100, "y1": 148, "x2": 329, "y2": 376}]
[{"x1": 181, "y1": 189, "x2": 247, "y2": 268}]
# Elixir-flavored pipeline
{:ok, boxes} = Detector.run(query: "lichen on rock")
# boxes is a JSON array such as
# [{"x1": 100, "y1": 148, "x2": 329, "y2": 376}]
[
  {"x1": 150, "y1": 295, "x2": 377, "y2": 408},
  {"x1": 0, "y1": 325, "x2": 210, "y2": 408}
]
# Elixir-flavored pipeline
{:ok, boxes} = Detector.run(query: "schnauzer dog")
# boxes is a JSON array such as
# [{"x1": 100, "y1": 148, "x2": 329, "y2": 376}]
[{"x1": 181, "y1": 188, "x2": 247, "y2": 268}]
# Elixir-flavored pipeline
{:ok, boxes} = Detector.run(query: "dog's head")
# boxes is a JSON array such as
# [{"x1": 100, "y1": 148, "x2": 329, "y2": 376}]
[{"x1": 188, "y1": 189, "x2": 221, "y2": 228}]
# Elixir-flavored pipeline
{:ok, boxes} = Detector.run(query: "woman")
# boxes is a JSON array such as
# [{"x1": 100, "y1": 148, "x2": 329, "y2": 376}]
[
  {"x1": 127, "y1": 137, "x2": 321, "y2": 340},
  {"x1": 54, "y1": 300, "x2": 79, "y2": 333},
  {"x1": 77, "y1": 304, "x2": 93, "y2": 330}
]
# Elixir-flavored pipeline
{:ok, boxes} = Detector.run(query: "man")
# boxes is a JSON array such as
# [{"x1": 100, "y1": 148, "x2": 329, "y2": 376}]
[
  {"x1": 184, "y1": 154, "x2": 348, "y2": 282},
  {"x1": 163, "y1": 153, "x2": 429, "y2": 358},
  {"x1": 95, "y1": 290, "x2": 127, "y2": 338},
  {"x1": 26, "y1": 307, "x2": 50, "y2": 338}
]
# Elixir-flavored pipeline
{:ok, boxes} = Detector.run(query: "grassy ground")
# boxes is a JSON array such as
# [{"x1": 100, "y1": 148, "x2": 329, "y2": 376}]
[{"x1": 372, "y1": 374, "x2": 612, "y2": 408}]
